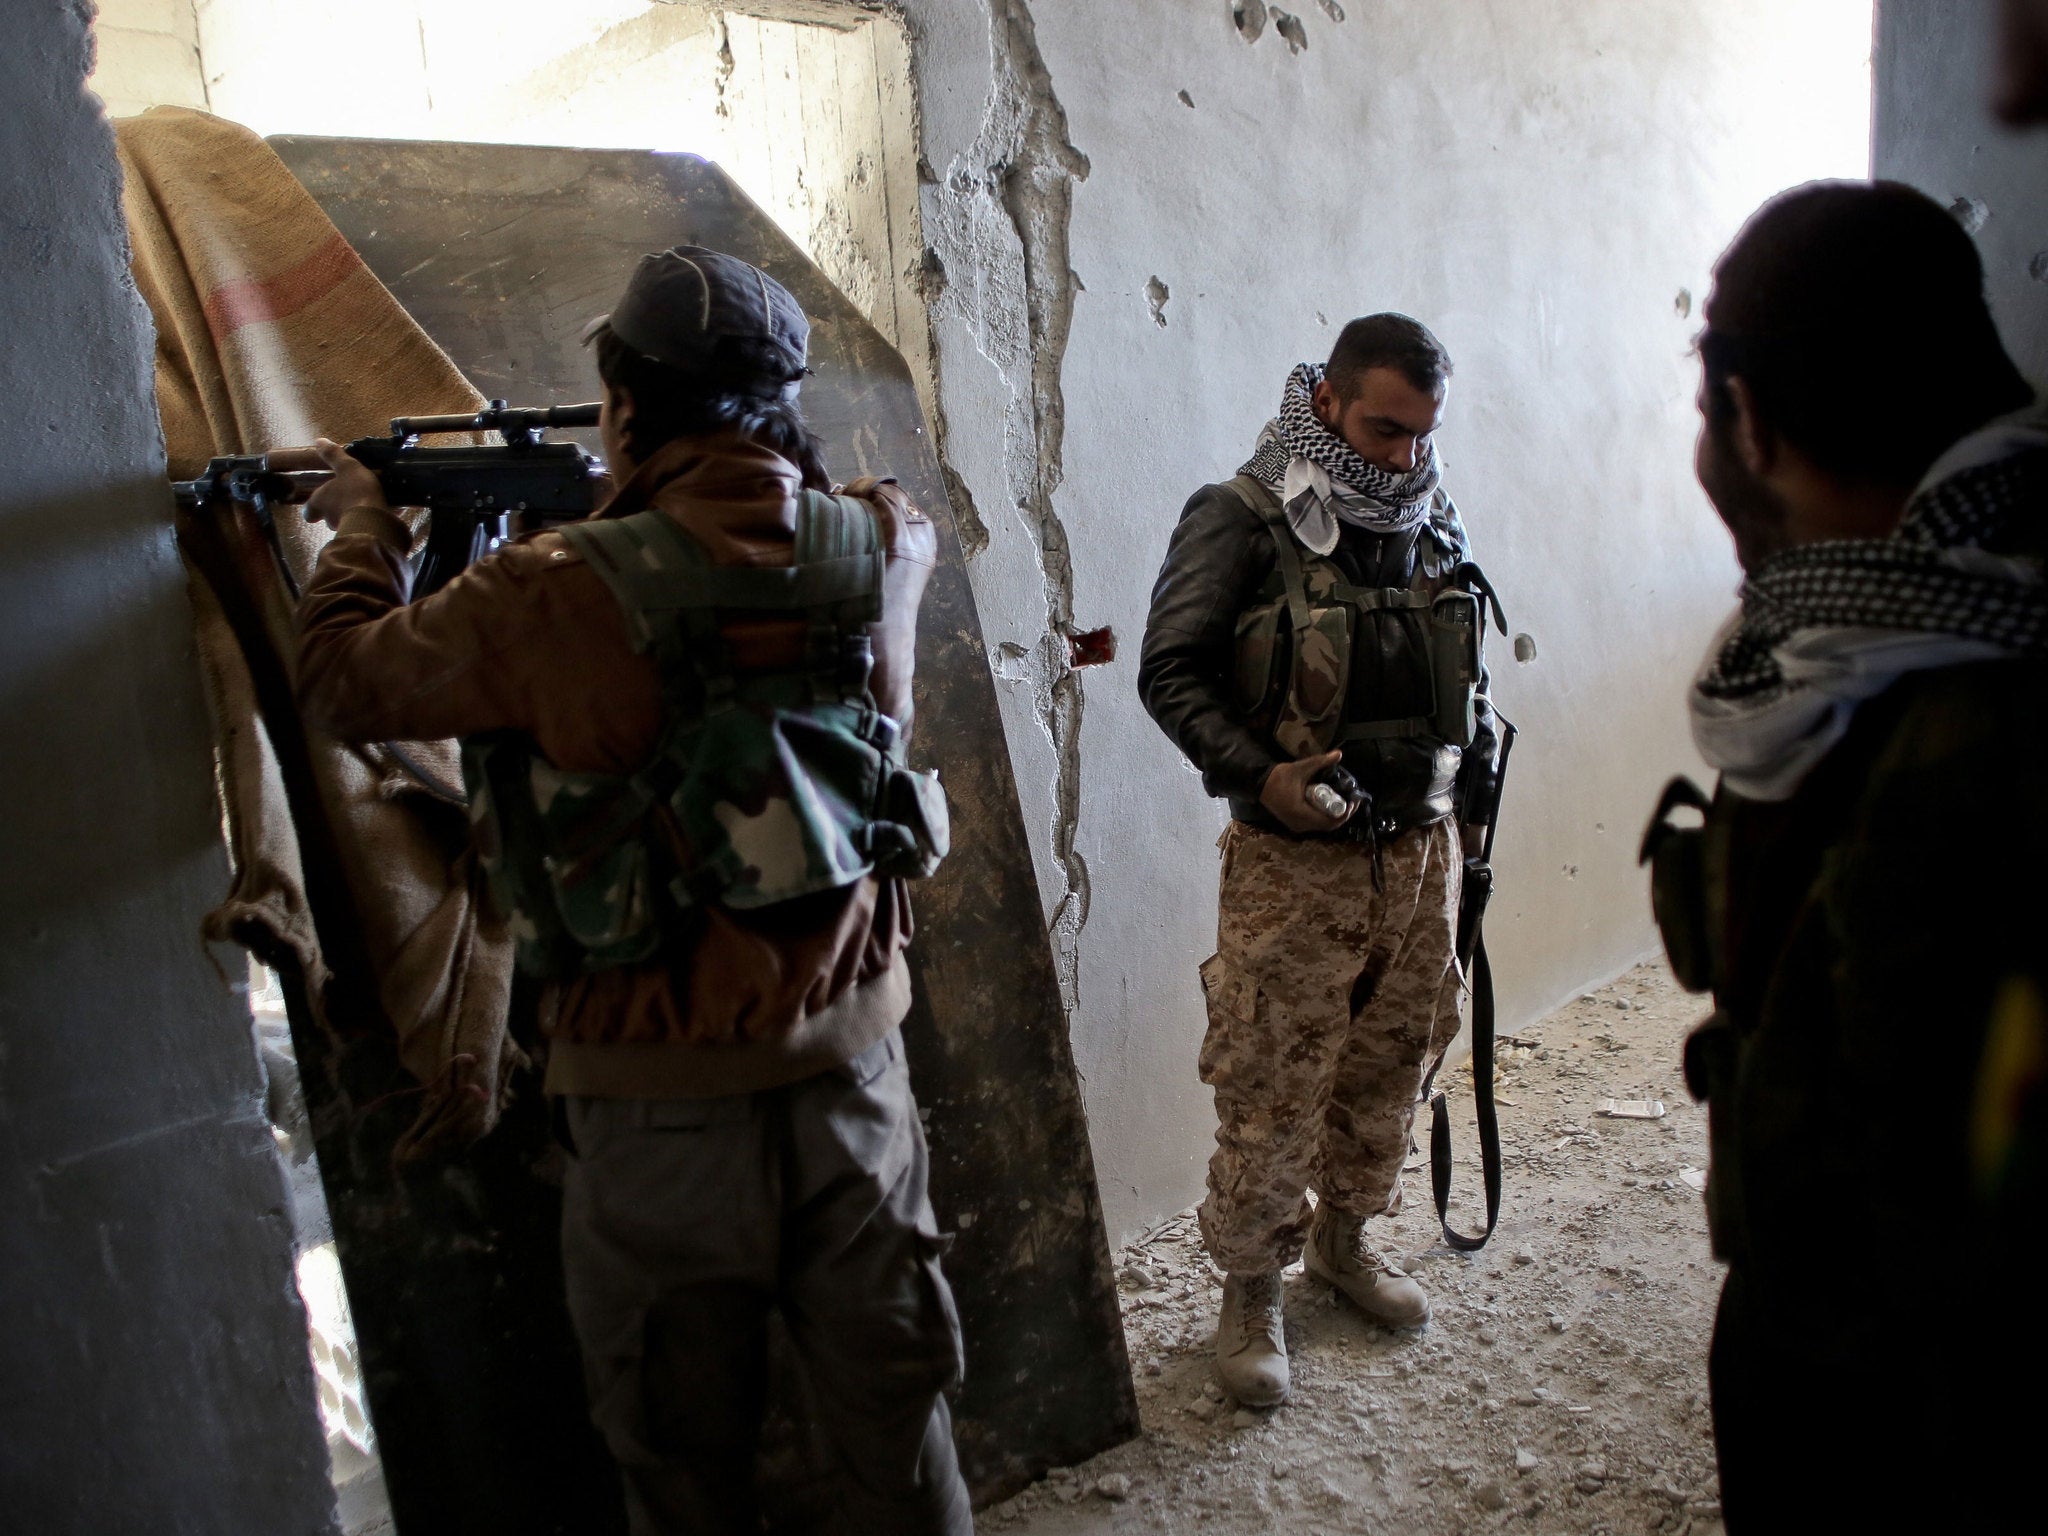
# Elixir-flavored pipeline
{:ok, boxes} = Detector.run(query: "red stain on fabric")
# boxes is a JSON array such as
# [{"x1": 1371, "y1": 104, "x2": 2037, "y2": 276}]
[{"x1": 202, "y1": 231, "x2": 366, "y2": 341}]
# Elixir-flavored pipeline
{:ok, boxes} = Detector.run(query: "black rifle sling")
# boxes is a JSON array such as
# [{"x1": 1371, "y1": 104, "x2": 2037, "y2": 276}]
[
  {"x1": 1424, "y1": 716, "x2": 1516, "y2": 1251},
  {"x1": 1428, "y1": 927, "x2": 1503, "y2": 1251}
]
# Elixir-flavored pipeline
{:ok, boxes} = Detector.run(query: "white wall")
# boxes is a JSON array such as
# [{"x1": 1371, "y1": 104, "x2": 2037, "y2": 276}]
[
  {"x1": 89, "y1": 0, "x2": 207, "y2": 116},
  {"x1": 902, "y1": 0, "x2": 1873, "y2": 1239}
]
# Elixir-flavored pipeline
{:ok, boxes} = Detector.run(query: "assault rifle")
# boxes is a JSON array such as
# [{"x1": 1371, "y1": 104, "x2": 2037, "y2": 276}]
[{"x1": 171, "y1": 400, "x2": 607, "y2": 601}]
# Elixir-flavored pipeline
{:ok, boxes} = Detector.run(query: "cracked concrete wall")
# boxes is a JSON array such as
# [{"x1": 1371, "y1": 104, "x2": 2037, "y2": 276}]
[
  {"x1": 1875, "y1": 0, "x2": 2048, "y2": 383},
  {"x1": 2, "y1": 3, "x2": 335, "y2": 1526},
  {"x1": 901, "y1": 0, "x2": 1872, "y2": 1242}
]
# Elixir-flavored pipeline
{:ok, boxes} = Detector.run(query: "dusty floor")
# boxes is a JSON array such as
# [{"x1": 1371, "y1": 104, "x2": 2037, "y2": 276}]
[{"x1": 988, "y1": 960, "x2": 1727, "y2": 1536}]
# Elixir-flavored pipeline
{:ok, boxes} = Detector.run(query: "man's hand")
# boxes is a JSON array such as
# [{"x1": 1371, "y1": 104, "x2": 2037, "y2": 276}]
[
  {"x1": 293, "y1": 438, "x2": 389, "y2": 531},
  {"x1": 1462, "y1": 823, "x2": 1487, "y2": 860},
  {"x1": 1260, "y1": 749, "x2": 1354, "y2": 834}
]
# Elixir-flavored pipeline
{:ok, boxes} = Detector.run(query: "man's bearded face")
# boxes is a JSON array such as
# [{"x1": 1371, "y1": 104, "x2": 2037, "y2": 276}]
[{"x1": 1695, "y1": 382, "x2": 1788, "y2": 574}]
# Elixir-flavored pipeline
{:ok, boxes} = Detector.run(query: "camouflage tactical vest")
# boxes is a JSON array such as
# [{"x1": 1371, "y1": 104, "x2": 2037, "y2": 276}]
[
  {"x1": 462, "y1": 490, "x2": 949, "y2": 979},
  {"x1": 1224, "y1": 474, "x2": 1487, "y2": 758}
]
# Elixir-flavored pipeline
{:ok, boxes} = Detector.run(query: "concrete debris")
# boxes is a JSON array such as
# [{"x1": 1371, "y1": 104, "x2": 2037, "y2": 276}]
[
  {"x1": 1516, "y1": 1447, "x2": 1541, "y2": 1474},
  {"x1": 1145, "y1": 275, "x2": 1170, "y2": 328},
  {"x1": 1681, "y1": 1167, "x2": 1709, "y2": 1193},
  {"x1": 1598, "y1": 1098, "x2": 1667, "y2": 1121},
  {"x1": 1093, "y1": 1473, "x2": 1131, "y2": 1501},
  {"x1": 1231, "y1": 1408, "x2": 1259, "y2": 1429},
  {"x1": 1475, "y1": 1479, "x2": 1510, "y2": 1510}
]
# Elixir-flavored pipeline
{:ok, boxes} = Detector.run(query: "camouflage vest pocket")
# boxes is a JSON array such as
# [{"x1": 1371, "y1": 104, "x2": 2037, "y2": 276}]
[
  {"x1": 666, "y1": 698, "x2": 891, "y2": 911},
  {"x1": 1274, "y1": 603, "x2": 1353, "y2": 758},
  {"x1": 463, "y1": 731, "x2": 659, "y2": 978},
  {"x1": 867, "y1": 761, "x2": 950, "y2": 880},
  {"x1": 1428, "y1": 589, "x2": 1483, "y2": 748},
  {"x1": 1232, "y1": 600, "x2": 1286, "y2": 719},
  {"x1": 528, "y1": 761, "x2": 662, "y2": 960}
]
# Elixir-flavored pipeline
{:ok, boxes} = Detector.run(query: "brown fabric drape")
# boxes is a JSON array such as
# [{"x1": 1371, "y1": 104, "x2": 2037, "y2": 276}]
[{"x1": 117, "y1": 106, "x2": 519, "y2": 1156}]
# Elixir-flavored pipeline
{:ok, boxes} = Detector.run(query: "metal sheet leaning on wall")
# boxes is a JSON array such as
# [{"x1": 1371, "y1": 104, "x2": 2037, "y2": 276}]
[{"x1": 270, "y1": 134, "x2": 1139, "y2": 1504}]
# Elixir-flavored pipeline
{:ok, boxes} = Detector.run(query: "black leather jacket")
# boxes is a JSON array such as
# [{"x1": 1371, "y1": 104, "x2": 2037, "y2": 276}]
[{"x1": 1138, "y1": 480, "x2": 1500, "y2": 838}]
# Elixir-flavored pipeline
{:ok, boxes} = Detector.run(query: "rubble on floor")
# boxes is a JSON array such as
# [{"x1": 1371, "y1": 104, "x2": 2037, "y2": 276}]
[{"x1": 989, "y1": 961, "x2": 1727, "y2": 1536}]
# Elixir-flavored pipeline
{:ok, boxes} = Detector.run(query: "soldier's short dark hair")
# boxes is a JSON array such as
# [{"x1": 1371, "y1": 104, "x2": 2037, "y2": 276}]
[
  {"x1": 591, "y1": 322, "x2": 829, "y2": 488},
  {"x1": 1326, "y1": 314, "x2": 1454, "y2": 400},
  {"x1": 1702, "y1": 180, "x2": 2033, "y2": 484}
]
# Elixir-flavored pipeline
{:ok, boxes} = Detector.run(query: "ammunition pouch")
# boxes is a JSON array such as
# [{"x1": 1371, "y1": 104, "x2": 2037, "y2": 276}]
[{"x1": 1638, "y1": 776, "x2": 1719, "y2": 995}]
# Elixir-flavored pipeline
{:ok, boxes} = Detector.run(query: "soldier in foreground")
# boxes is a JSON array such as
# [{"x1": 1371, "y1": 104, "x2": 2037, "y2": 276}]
[
  {"x1": 1644, "y1": 182, "x2": 2045, "y2": 1529},
  {"x1": 1139, "y1": 316, "x2": 1502, "y2": 1406},
  {"x1": 293, "y1": 248, "x2": 971, "y2": 1535}
]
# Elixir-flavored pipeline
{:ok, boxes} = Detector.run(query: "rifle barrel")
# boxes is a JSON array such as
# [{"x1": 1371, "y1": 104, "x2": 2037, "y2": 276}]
[{"x1": 392, "y1": 402, "x2": 603, "y2": 438}]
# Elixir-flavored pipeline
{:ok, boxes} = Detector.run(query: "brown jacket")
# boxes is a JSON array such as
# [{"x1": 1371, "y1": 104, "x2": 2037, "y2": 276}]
[{"x1": 297, "y1": 431, "x2": 938, "y2": 1098}]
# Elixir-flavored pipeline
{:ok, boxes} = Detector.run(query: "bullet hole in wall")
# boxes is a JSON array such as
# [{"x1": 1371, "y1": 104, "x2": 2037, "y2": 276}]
[
  {"x1": 1514, "y1": 632, "x2": 1539, "y2": 663},
  {"x1": 1948, "y1": 194, "x2": 1990, "y2": 233},
  {"x1": 1069, "y1": 627, "x2": 1117, "y2": 668},
  {"x1": 1146, "y1": 276, "x2": 1170, "y2": 328},
  {"x1": 1273, "y1": 8, "x2": 1309, "y2": 52},
  {"x1": 1318, "y1": 0, "x2": 1346, "y2": 20},
  {"x1": 1674, "y1": 287, "x2": 1693, "y2": 319},
  {"x1": 1232, "y1": 1, "x2": 1267, "y2": 44},
  {"x1": 2031, "y1": 251, "x2": 2048, "y2": 284},
  {"x1": 1178, "y1": 89, "x2": 1195, "y2": 108}
]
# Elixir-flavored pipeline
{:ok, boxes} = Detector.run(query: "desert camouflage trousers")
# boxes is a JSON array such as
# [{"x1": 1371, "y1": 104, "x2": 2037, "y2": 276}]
[{"x1": 1197, "y1": 818, "x2": 1465, "y2": 1274}]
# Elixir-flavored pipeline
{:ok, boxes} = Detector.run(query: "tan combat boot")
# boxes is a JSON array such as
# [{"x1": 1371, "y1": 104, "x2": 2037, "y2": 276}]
[
  {"x1": 1305, "y1": 1206, "x2": 1432, "y2": 1329},
  {"x1": 1214, "y1": 1270, "x2": 1290, "y2": 1407}
]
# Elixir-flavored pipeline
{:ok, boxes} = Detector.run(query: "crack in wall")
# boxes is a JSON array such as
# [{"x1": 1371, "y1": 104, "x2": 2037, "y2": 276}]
[{"x1": 925, "y1": 0, "x2": 1092, "y2": 1011}]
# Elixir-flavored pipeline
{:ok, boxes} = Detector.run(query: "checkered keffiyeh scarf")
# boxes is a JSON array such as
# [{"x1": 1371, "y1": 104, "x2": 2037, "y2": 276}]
[
  {"x1": 1692, "y1": 421, "x2": 2048, "y2": 800},
  {"x1": 1241, "y1": 362, "x2": 1443, "y2": 540}
]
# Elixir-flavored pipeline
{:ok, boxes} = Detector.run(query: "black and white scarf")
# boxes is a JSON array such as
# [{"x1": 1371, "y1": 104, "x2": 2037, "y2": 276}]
[
  {"x1": 1241, "y1": 362, "x2": 1460, "y2": 558},
  {"x1": 1692, "y1": 410, "x2": 2048, "y2": 801}
]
